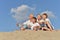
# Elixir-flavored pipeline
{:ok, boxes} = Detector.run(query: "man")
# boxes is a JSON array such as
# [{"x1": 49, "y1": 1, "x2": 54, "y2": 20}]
[{"x1": 17, "y1": 14, "x2": 34, "y2": 30}]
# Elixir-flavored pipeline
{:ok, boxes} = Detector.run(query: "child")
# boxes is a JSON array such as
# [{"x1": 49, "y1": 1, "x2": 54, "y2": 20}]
[
  {"x1": 41, "y1": 13, "x2": 53, "y2": 31},
  {"x1": 31, "y1": 17, "x2": 40, "y2": 31}
]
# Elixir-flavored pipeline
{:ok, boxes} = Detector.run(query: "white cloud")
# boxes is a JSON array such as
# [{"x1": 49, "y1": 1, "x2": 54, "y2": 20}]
[
  {"x1": 41, "y1": 10, "x2": 56, "y2": 18},
  {"x1": 11, "y1": 5, "x2": 35, "y2": 23}
]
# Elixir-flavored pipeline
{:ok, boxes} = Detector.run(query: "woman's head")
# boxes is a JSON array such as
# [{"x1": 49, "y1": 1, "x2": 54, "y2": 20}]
[
  {"x1": 42, "y1": 13, "x2": 48, "y2": 19},
  {"x1": 32, "y1": 17, "x2": 37, "y2": 23},
  {"x1": 37, "y1": 14, "x2": 42, "y2": 20}
]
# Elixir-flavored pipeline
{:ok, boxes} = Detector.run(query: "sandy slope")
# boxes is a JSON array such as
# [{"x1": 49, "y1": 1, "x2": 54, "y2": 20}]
[{"x1": 0, "y1": 30, "x2": 60, "y2": 40}]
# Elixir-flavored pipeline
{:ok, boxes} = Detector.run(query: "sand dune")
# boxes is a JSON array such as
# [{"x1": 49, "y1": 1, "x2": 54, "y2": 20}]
[{"x1": 0, "y1": 30, "x2": 60, "y2": 40}]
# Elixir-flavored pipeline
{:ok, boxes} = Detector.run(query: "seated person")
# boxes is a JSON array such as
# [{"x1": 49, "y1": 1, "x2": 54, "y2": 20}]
[
  {"x1": 17, "y1": 14, "x2": 34, "y2": 30},
  {"x1": 41, "y1": 13, "x2": 54, "y2": 31},
  {"x1": 31, "y1": 17, "x2": 41, "y2": 31},
  {"x1": 37, "y1": 14, "x2": 46, "y2": 30}
]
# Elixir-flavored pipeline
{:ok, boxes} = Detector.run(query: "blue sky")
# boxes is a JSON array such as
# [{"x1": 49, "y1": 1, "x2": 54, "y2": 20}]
[{"x1": 0, "y1": 0, "x2": 60, "y2": 32}]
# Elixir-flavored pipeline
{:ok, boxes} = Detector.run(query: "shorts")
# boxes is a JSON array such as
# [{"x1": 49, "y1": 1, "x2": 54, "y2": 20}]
[
  {"x1": 23, "y1": 24, "x2": 27, "y2": 28},
  {"x1": 40, "y1": 23, "x2": 46, "y2": 27},
  {"x1": 23, "y1": 24, "x2": 31, "y2": 29}
]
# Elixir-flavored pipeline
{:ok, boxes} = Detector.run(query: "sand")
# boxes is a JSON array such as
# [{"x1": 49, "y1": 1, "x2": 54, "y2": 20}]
[{"x1": 0, "y1": 30, "x2": 60, "y2": 40}]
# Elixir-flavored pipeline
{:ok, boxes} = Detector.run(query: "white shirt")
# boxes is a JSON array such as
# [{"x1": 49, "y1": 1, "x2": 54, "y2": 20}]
[
  {"x1": 31, "y1": 23, "x2": 40, "y2": 30},
  {"x1": 37, "y1": 19, "x2": 45, "y2": 23},
  {"x1": 37, "y1": 18, "x2": 50, "y2": 22},
  {"x1": 23, "y1": 20, "x2": 33, "y2": 27}
]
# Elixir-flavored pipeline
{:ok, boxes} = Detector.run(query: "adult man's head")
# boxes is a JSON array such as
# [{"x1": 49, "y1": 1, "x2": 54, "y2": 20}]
[{"x1": 29, "y1": 14, "x2": 34, "y2": 20}]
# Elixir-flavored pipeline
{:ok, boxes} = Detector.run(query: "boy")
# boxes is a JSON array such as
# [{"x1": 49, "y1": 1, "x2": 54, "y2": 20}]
[{"x1": 31, "y1": 17, "x2": 40, "y2": 31}]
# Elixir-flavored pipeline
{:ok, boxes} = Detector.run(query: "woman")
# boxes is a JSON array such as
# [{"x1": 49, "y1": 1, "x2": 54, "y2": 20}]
[
  {"x1": 37, "y1": 14, "x2": 45, "y2": 30},
  {"x1": 41, "y1": 13, "x2": 53, "y2": 31}
]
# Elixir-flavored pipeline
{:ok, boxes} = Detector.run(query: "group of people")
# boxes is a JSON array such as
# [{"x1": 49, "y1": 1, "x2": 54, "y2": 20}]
[{"x1": 17, "y1": 13, "x2": 54, "y2": 31}]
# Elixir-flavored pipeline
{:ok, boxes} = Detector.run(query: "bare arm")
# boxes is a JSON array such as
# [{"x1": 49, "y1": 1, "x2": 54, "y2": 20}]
[{"x1": 46, "y1": 21, "x2": 52, "y2": 31}]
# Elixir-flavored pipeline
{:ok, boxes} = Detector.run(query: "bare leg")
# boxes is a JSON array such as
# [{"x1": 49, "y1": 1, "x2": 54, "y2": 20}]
[
  {"x1": 21, "y1": 27, "x2": 25, "y2": 31},
  {"x1": 33, "y1": 26, "x2": 37, "y2": 31},
  {"x1": 37, "y1": 26, "x2": 41, "y2": 30},
  {"x1": 42, "y1": 27, "x2": 50, "y2": 31}
]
